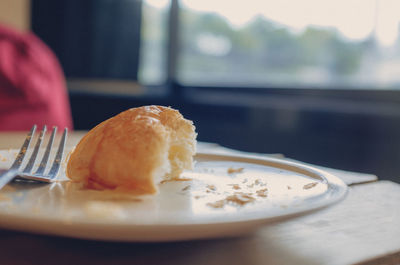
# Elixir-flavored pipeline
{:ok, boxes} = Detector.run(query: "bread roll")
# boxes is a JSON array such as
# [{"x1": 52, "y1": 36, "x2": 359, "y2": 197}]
[{"x1": 66, "y1": 105, "x2": 197, "y2": 194}]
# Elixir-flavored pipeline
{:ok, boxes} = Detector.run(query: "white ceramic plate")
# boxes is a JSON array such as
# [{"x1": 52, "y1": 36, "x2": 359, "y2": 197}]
[{"x1": 0, "y1": 149, "x2": 347, "y2": 242}]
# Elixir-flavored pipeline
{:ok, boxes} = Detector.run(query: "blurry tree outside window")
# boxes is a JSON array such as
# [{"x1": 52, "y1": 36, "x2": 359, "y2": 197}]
[{"x1": 140, "y1": 0, "x2": 400, "y2": 90}]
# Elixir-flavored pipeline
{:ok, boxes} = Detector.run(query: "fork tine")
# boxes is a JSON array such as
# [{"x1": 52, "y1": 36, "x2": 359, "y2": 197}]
[
  {"x1": 10, "y1": 125, "x2": 36, "y2": 170},
  {"x1": 34, "y1": 126, "x2": 57, "y2": 176},
  {"x1": 22, "y1": 125, "x2": 47, "y2": 174},
  {"x1": 47, "y1": 128, "x2": 68, "y2": 179}
]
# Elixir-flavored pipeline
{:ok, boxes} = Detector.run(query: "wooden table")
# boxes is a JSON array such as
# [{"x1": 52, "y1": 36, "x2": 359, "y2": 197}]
[{"x1": 0, "y1": 131, "x2": 399, "y2": 265}]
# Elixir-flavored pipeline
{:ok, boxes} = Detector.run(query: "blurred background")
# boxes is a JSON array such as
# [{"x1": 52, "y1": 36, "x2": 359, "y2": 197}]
[{"x1": 1, "y1": 0, "x2": 400, "y2": 183}]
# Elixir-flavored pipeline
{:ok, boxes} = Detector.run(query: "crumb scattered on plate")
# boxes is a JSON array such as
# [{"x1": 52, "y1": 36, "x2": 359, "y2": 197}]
[
  {"x1": 206, "y1": 200, "x2": 225, "y2": 208},
  {"x1": 227, "y1": 167, "x2": 244, "y2": 174},
  {"x1": 160, "y1": 177, "x2": 192, "y2": 185},
  {"x1": 228, "y1": 184, "x2": 241, "y2": 190},
  {"x1": 207, "y1": 192, "x2": 256, "y2": 208},
  {"x1": 227, "y1": 192, "x2": 255, "y2": 205},
  {"x1": 206, "y1": 184, "x2": 216, "y2": 191},
  {"x1": 303, "y1": 182, "x2": 318, "y2": 189},
  {"x1": 0, "y1": 154, "x2": 7, "y2": 162},
  {"x1": 256, "y1": 188, "x2": 268, "y2": 197},
  {"x1": 181, "y1": 185, "x2": 191, "y2": 191}
]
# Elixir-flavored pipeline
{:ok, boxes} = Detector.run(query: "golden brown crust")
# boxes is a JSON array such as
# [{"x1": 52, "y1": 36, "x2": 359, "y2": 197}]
[{"x1": 66, "y1": 106, "x2": 196, "y2": 194}]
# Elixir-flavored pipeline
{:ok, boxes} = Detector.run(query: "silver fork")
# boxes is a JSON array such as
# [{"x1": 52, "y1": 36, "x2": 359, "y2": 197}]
[{"x1": 0, "y1": 125, "x2": 68, "y2": 190}]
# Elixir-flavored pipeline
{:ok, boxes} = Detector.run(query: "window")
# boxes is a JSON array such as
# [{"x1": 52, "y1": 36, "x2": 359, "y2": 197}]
[
  {"x1": 33, "y1": 0, "x2": 400, "y2": 90},
  {"x1": 141, "y1": 0, "x2": 400, "y2": 89}
]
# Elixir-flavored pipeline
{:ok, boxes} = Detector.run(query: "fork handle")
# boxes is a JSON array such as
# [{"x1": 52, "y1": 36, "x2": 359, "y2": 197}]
[{"x1": 0, "y1": 169, "x2": 18, "y2": 190}]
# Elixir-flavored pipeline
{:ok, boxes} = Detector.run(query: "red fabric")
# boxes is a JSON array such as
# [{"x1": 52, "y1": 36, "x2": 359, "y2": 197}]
[{"x1": 0, "y1": 24, "x2": 73, "y2": 131}]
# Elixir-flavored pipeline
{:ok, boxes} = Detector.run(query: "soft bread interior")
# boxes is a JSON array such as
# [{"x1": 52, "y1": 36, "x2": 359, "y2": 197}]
[{"x1": 158, "y1": 107, "x2": 197, "y2": 179}]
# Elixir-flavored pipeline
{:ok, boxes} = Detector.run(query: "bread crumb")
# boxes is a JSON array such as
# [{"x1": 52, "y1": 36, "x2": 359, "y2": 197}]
[
  {"x1": 207, "y1": 192, "x2": 256, "y2": 208},
  {"x1": 227, "y1": 167, "x2": 244, "y2": 174},
  {"x1": 227, "y1": 192, "x2": 255, "y2": 205},
  {"x1": 287, "y1": 186, "x2": 292, "y2": 190},
  {"x1": 303, "y1": 182, "x2": 318, "y2": 189},
  {"x1": 182, "y1": 185, "x2": 191, "y2": 191},
  {"x1": 160, "y1": 177, "x2": 192, "y2": 184},
  {"x1": 207, "y1": 200, "x2": 225, "y2": 208},
  {"x1": 256, "y1": 188, "x2": 268, "y2": 197},
  {"x1": 206, "y1": 184, "x2": 216, "y2": 191},
  {"x1": 0, "y1": 154, "x2": 7, "y2": 162},
  {"x1": 228, "y1": 184, "x2": 241, "y2": 190}
]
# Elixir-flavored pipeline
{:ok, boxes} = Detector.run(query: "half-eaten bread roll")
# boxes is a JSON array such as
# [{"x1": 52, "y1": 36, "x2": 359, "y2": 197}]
[{"x1": 66, "y1": 105, "x2": 197, "y2": 194}]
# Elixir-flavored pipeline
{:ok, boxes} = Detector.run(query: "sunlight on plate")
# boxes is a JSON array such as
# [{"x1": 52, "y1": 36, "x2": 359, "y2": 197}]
[{"x1": 0, "y1": 149, "x2": 346, "y2": 241}]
